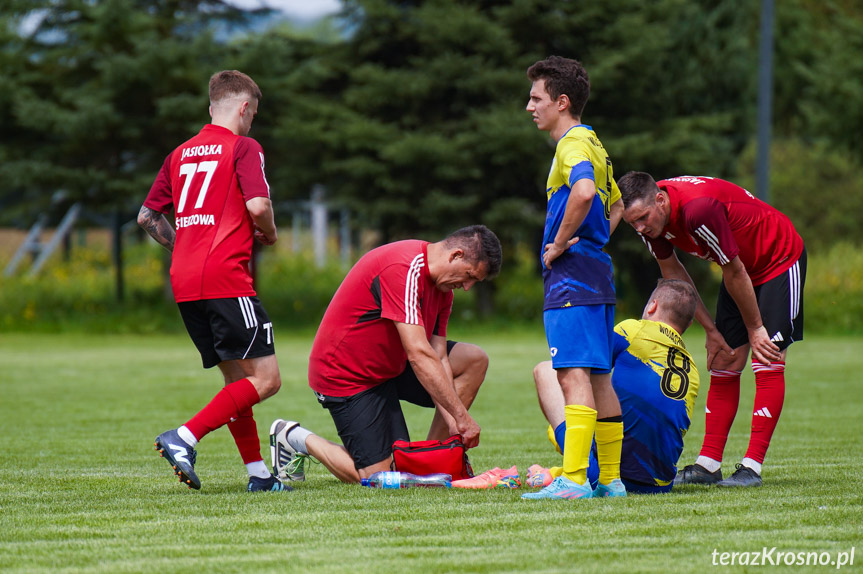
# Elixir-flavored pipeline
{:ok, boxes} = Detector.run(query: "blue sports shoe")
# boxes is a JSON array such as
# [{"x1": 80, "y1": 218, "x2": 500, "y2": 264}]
[
  {"x1": 248, "y1": 475, "x2": 293, "y2": 492},
  {"x1": 594, "y1": 478, "x2": 627, "y2": 497},
  {"x1": 154, "y1": 429, "x2": 200, "y2": 490},
  {"x1": 521, "y1": 476, "x2": 593, "y2": 500}
]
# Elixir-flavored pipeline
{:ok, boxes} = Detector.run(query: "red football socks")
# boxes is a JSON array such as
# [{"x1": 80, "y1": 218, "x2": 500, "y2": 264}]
[
  {"x1": 745, "y1": 361, "x2": 786, "y2": 464},
  {"x1": 228, "y1": 408, "x2": 263, "y2": 464},
  {"x1": 185, "y1": 378, "x2": 261, "y2": 441},
  {"x1": 699, "y1": 369, "x2": 742, "y2": 462}
]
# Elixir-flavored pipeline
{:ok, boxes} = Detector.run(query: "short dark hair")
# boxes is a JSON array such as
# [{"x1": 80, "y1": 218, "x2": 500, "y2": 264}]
[
  {"x1": 617, "y1": 171, "x2": 659, "y2": 208},
  {"x1": 651, "y1": 279, "x2": 698, "y2": 333},
  {"x1": 444, "y1": 225, "x2": 502, "y2": 278},
  {"x1": 526, "y1": 56, "x2": 590, "y2": 118},
  {"x1": 209, "y1": 70, "x2": 262, "y2": 105}
]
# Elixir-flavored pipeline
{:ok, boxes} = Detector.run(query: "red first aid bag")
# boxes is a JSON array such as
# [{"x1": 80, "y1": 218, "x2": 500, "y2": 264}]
[{"x1": 391, "y1": 435, "x2": 474, "y2": 480}]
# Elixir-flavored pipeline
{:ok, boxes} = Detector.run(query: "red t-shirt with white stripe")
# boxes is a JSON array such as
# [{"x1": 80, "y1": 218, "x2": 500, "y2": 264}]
[
  {"x1": 143, "y1": 124, "x2": 271, "y2": 302},
  {"x1": 641, "y1": 176, "x2": 803, "y2": 286},
  {"x1": 308, "y1": 240, "x2": 454, "y2": 397}
]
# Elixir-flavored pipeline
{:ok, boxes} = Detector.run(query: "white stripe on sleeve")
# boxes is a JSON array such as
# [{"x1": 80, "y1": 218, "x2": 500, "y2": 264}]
[
  {"x1": 403, "y1": 254, "x2": 425, "y2": 325},
  {"x1": 695, "y1": 225, "x2": 730, "y2": 264},
  {"x1": 258, "y1": 152, "x2": 271, "y2": 197}
]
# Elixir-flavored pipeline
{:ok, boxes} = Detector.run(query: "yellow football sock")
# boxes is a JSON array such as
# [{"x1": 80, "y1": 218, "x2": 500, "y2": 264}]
[
  {"x1": 561, "y1": 404, "x2": 597, "y2": 485},
  {"x1": 546, "y1": 424, "x2": 562, "y2": 455},
  {"x1": 595, "y1": 420, "x2": 623, "y2": 484},
  {"x1": 549, "y1": 466, "x2": 563, "y2": 478}
]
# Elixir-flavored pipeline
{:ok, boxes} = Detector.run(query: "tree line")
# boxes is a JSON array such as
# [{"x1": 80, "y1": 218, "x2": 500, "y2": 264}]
[{"x1": 2, "y1": 0, "x2": 861, "y2": 306}]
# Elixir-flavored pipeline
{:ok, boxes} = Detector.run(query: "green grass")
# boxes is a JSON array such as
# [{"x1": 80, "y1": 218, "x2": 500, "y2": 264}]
[{"x1": 1, "y1": 328, "x2": 861, "y2": 573}]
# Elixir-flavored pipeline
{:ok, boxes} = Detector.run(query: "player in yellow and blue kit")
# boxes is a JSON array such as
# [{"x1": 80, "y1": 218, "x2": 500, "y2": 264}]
[
  {"x1": 522, "y1": 56, "x2": 625, "y2": 501},
  {"x1": 529, "y1": 279, "x2": 701, "y2": 494}
]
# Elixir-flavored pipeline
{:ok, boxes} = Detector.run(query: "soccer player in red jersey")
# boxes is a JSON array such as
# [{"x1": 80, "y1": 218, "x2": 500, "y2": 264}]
[
  {"x1": 138, "y1": 70, "x2": 288, "y2": 492},
  {"x1": 618, "y1": 172, "x2": 806, "y2": 487},
  {"x1": 269, "y1": 226, "x2": 501, "y2": 484}
]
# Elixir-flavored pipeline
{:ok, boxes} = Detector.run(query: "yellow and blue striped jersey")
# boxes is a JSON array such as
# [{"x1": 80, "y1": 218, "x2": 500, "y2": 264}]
[
  {"x1": 542, "y1": 125, "x2": 620, "y2": 309},
  {"x1": 612, "y1": 319, "x2": 701, "y2": 487}
]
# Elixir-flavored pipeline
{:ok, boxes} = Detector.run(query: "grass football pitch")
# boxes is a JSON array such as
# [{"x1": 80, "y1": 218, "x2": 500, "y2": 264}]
[{"x1": 1, "y1": 328, "x2": 861, "y2": 573}]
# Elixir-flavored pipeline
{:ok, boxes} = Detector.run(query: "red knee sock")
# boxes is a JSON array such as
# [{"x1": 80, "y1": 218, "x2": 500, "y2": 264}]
[
  {"x1": 185, "y1": 378, "x2": 260, "y2": 441},
  {"x1": 699, "y1": 369, "x2": 742, "y2": 462},
  {"x1": 228, "y1": 408, "x2": 263, "y2": 464},
  {"x1": 744, "y1": 361, "x2": 786, "y2": 464}
]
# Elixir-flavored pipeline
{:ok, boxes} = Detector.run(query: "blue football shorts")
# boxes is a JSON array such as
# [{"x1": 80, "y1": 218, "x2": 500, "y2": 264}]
[{"x1": 544, "y1": 304, "x2": 614, "y2": 373}]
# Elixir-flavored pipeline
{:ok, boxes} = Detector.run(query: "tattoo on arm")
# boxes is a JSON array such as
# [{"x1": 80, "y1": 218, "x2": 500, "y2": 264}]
[{"x1": 137, "y1": 206, "x2": 175, "y2": 252}]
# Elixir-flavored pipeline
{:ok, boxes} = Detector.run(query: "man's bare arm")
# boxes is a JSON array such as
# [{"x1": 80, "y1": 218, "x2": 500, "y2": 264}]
[
  {"x1": 137, "y1": 205, "x2": 175, "y2": 252},
  {"x1": 395, "y1": 322, "x2": 480, "y2": 448},
  {"x1": 656, "y1": 251, "x2": 734, "y2": 369},
  {"x1": 542, "y1": 178, "x2": 593, "y2": 269},
  {"x1": 608, "y1": 197, "x2": 624, "y2": 235},
  {"x1": 246, "y1": 197, "x2": 277, "y2": 245},
  {"x1": 720, "y1": 256, "x2": 781, "y2": 365}
]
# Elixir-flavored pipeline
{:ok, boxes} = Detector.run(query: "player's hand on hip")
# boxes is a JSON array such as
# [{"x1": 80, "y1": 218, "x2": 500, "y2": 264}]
[
  {"x1": 748, "y1": 326, "x2": 781, "y2": 365},
  {"x1": 542, "y1": 237, "x2": 579, "y2": 269},
  {"x1": 705, "y1": 329, "x2": 735, "y2": 371}
]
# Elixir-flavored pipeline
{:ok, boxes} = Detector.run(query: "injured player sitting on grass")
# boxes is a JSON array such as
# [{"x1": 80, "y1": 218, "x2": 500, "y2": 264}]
[{"x1": 525, "y1": 279, "x2": 701, "y2": 497}]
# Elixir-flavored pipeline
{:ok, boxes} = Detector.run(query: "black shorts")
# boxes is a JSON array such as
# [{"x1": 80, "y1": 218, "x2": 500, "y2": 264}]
[
  {"x1": 316, "y1": 341, "x2": 457, "y2": 469},
  {"x1": 715, "y1": 249, "x2": 806, "y2": 351},
  {"x1": 178, "y1": 296, "x2": 275, "y2": 369}
]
